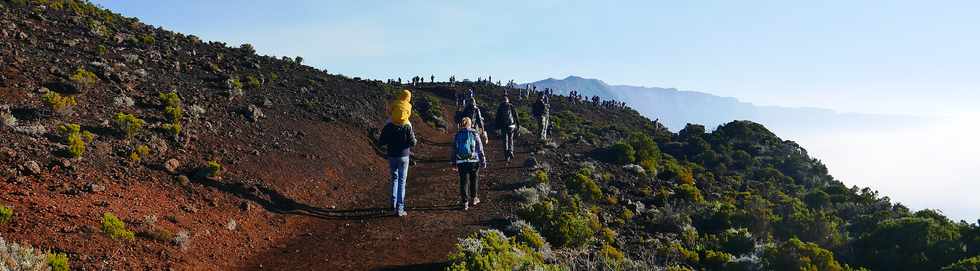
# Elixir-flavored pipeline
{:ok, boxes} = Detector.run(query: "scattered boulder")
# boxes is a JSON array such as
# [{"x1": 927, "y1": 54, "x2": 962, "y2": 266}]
[
  {"x1": 245, "y1": 105, "x2": 264, "y2": 122},
  {"x1": 43, "y1": 81, "x2": 80, "y2": 95},
  {"x1": 189, "y1": 105, "x2": 206, "y2": 118},
  {"x1": 225, "y1": 219, "x2": 237, "y2": 231},
  {"x1": 239, "y1": 201, "x2": 252, "y2": 212},
  {"x1": 262, "y1": 98, "x2": 273, "y2": 108},
  {"x1": 623, "y1": 164, "x2": 645, "y2": 175},
  {"x1": 0, "y1": 105, "x2": 16, "y2": 128},
  {"x1": 174, "y1": 175, "x2": 191, "y2": 186},
  {"x1": 13, "y1": 124, "x2": 47, "y2": 136},
  {"x1": 23, "y1": 161, "x2": 41, "y2": 175},
  {"x1": 164, "y1": 159, "x2": 180, "y2": 174},
  {"x1": 112, "y1": 96, "x2": 135, "y2": 108},
  {"x1": 86, "y1": 183, "x2": 106, "y2": 193}
]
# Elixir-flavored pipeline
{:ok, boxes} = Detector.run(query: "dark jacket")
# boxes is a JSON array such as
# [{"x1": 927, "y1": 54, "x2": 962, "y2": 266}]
[
  {"x1": 495, "y1": 102, "x2": 520, "y2": 129},
  {"x1": 457, "y1": 104, "x2": 484, "y2": 129},
  {"x1": 532, "y1": 99, "x2": 549, "y2": 118},
  {"x1": 378, "y1": 122, "x2": 417, "y2": 158}
]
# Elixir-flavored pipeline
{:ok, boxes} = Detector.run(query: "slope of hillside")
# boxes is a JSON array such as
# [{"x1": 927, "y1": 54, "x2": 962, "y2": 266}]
[{"x1": 1, "y1": 1, "x2": 977, "y2": 271}]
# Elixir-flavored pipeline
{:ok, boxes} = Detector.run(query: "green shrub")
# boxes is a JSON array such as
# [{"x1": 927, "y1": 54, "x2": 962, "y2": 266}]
[
  {"x1": 609, "y1": 142, "x2": 635, "y2": 164},
  {"x1": 702, "y1": 250, "x2": 734, "y2": 270},
  {"x1": 41, "y1": 92, "x2": 77, "y2": 114},
  {"x1": 943, "y1": 256, "x2": 980, "y2": 271},
  {"x1": 601, "y1": 227, "x2": 617, "y2": 244},
  {"x1": 47, "y1": 252, "x2": 69, "y2": 271},
  {"x1": 660, "y1": 158, "x2": 695, "y2": 185},
  {"x1": 129, "y1": 145, "x2": 149, "y2": 162},
  {"x1": 621, "y1": 208, "x2": 635, "y2": 221},
  {"x1": 532, "y1": 170, "x2": 549, "y2": 184},
  {"x1": 228, "y1": 76, "x2": 243, "y2": 90},
  {"x1": 159, "y1": 91, "x2": 183, "y2": 137},
  {"x1": 517, "y1": 197, "x2": 596, "y2": 248},
  {"x1": 600, "y1": 243, "x2": 625, "y2": 268},
  {"x1": 207, "y1": 160, "x2": 223, "y2": 177},
  {"x1": 246, "y1": 75, "x2": 261, "y2": 88},
  {"x1": 101, "y1": 212, "x2": 134, "y2": 240},
  {"x1": 447, "y1": 230, "x2": 558, "y2": 271},
  {"x1": 764, "y1": 238, "x2": 843, "y2": 271},
  {"x1": 676, "y1": 183, "x2": 704, "y2": 203},
  {"x1": 516, "y1": 224, "x2": 547, "y2": 250},
  {"x1": 70, "y1": 67, "x2": 98, "y2": 87},
  {"x1": 112, "y1": 112, "x2": 145, "y2": 138},
  {"x1": 0, "y1": 206, "x2": 12, "y2": 224},
  {"x1": 568, "y1": 170, "x2": 602, "y2": 202},
  {"x1": 58, "y1": 124, "x2": 92, "y2": 158},
  {"x1": 140, "y1": 33, "x2": 155, "y2": 46}
]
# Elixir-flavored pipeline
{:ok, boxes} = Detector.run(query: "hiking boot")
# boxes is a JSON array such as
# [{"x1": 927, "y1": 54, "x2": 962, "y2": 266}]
[
  {"x1": 471, "y1": 197, "x2": 481, "y2": 206},
  {"x1": 462, "y1": 202, "x2": 469, "y2": 211},
  {"x1": 397, "y1": 210, "x2": 408, "y2": 217}
]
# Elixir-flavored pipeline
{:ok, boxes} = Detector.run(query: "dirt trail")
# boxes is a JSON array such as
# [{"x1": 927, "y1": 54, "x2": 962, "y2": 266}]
[{"x1": 237, "y1": 94, "x2": 532, "y2": 270}]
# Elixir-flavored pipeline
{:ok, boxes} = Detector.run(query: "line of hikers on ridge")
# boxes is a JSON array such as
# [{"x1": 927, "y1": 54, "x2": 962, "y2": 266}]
[{"x1": 377, "y1": 88, "x2": 551, "y2": 216}]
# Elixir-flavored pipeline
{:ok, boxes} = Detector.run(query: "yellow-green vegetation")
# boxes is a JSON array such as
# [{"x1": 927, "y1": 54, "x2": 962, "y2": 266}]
[
  {"x1": 228, "y1": 77, "x2": 243, "y2": 90},
  {"x1": 159, "y1": 91, "x2": 183, "y2": 137},
  {"x1": 140, "y1": 33, "x2": 155, "y2": 46},
  {"x1": 58, "y1": 123, "x2": 93, "y2": 158},
  {"x1": 41, "y1": 92, "x2": 77, "y2": 113},
  {"x1": 0, "y1": 205, "x2": 12, "y2": 224},
  {"x1": 601, "y1": 227, "x2": 617, "y2": 244},
  {"x1": 702, "y1": 250, "x2": 734, "y2": 270},
  {"x1": 47, "y1": 252, "x2": 69, "y2": 271},
  {"x1": 112, "y1": 112, "x2": 145, "y2": 138},
  {"x1": 129, "y1": 145, "x2": 149, "y2": 162},
  {"x1": 207, "y1": 160, "x2": 223, "y2": 177},
  {"x1": 599, "y1": 243, "x2": 625, "y2": 268},
  {"x1": 69, "y1": 67, "x2": 98, "y2": 87},
  {"x1": 518, "y1": 196, "x2": 598, "y2": 248},
  {"x1": 101, "y1": 212, "x2": 134, "y2": 240},
  {"x1": 246, "y1": 75, "x2": 261, "y2": 88},
  {"x1": 532, "y1": 170, "x2": 549, "y2": 184},
  {"x1": 676, "y1": 183, "x2": 704, "y2": 203},
  {"x1": 515, "y1": 223, "x2": 547, "y2": 250},
  {"x1": 567, "y1": 168, "x2": 602, "y2": 202},
  {"x1": 943, "y1": 256, "x2": 980, "y2": 271},
  {"x1": 764, "y1": 238, "x2": 843, "y2": 271},
  {"x1": 447, "y1": 230, "x2": 560, "y2": 271},
  {"x1": 621, "y1": 208, "x2": 635, "y2": 221}
]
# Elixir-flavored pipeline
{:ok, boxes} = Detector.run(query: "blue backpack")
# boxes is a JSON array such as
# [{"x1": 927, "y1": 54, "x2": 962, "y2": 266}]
[{"x1": 455, "y1": 130, "x2": 478, "y2": 161}]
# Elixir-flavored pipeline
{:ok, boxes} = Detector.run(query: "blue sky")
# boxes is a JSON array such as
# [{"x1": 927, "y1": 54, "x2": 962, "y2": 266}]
[{"x1": 92, "y1": 0, "x2": 980, "y2": 116}]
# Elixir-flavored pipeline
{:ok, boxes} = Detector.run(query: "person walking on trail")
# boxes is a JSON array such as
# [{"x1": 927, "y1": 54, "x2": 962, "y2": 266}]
[
  {"x1": 378, "y1": 89, "x2": 417, "y2": 217},
  {"x1": 495, "y1": 96, "x2": 520, "y2": 162},
  {"x1": 457, "y1": 97, "x2": 489, "y2": 144},
  {"x1": 532, "y1": 94, "x2": 550, "y2": 141},
  {"x1": 451, "y1": 117, "x2": 487, "y2": 210}
]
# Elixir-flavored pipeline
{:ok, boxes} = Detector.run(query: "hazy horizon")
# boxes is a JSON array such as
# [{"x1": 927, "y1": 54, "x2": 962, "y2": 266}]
[{"x1": 91, "y1": 0, "x2": 979, "y2": 221}]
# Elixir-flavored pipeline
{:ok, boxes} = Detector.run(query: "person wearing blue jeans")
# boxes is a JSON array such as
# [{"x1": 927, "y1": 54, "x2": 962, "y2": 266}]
[{"x1": 379, "y1": 90, "x2": 417, "y2": 216}]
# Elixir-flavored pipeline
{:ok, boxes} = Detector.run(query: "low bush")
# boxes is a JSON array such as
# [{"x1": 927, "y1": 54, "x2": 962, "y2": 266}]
[
  {"x1": 58, "y1": 123, "x2": 93, "y2": 158},
  {"x1": 47, "y1": 252, "x2": 69, "y2": 271},
  {"x1": 159, "y1": 91, "x2": 183, "y2": 137},
  {"x1": 608, "y1": 142, "x2": 635, "y2": 164},
  {"x1": 69, "y1": 67, "x2": 98, "y2": 87},
  {"x1": 0, "y1": 205, "x2": 12, "y2": 224},
  {"x1": 599, "y1": 243, "x2": 625, "y2": 269},
  {"x1": 702, "y1": 250, "x2": 734, "y2": 270},
  {"x1": 101, "y1": 212, "x2": 134, "y2": 240},
  {"x1": 41, "y1": 92, "x2": 77, "y2": 114},
  {"x1": 518, "y1": 197, "x2": 597, "y2": 248},
  {"x1": 943, "y1": 256, "x2": 980, "y2": 271},
  {"x1": 246, "y1": 75, "x2": 261, "y2": 88},
  {"x1": 446, "y1": 230, "x2": 559, "y2": 271},
  {"x1": 206, "y1": 160, "x2": 223, "y2": 177},
  {"x1": 112, "y1": 112, "x2": 144, "y2": 138},
  {"x1": 567, "y1": 169, "x2": 602, "y2": 202},
  {"x1": 129, "y1": 145, "x2": 149, "y2": 162},
  {"x1": 676, "y1": 183, "x2": 704, "y2": 203}
]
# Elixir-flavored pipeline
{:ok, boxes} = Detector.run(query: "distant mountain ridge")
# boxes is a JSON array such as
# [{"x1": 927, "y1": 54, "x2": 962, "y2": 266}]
[{"x1": 524, "y1": 76, "x2": 918, "y2": 133}]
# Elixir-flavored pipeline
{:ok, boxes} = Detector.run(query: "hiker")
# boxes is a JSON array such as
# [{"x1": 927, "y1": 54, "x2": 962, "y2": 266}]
[
  {"x1": 532, "y1": 94, "x2": 550, "y2": 141},
  {"x1": 456, "y1": 97, "x2": 488, "y2": 144},
  {"x1": 495, "y1": 96, "x2": 520, "y2": 162},
  {"x1": 451, "y1": 117, "x2": 487, "y2": 210},
  {"x1": 378, "y1": 89, "x2": 418, "y2": 217}
]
